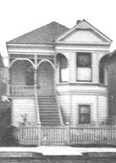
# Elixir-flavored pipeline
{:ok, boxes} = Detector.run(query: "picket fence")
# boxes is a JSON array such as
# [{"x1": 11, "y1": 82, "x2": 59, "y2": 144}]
[{"x1": 15, "y1": 124, "x2": 116, "y2": 146}]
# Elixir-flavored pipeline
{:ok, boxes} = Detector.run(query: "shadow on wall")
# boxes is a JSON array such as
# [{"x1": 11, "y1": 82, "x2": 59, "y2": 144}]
[{"x1": 106, "y1": 52, "x2": 116, "y2": 124}]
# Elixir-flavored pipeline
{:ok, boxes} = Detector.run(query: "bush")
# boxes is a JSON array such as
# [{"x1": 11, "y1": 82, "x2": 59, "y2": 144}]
[{"x1": 0, "y1": 126, "x2": 19, "y2": 146}]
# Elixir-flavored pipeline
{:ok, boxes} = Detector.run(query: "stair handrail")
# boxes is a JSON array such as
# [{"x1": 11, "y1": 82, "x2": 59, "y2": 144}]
[
  {"x1": 55, "y1": 90, "x2": 64, "y2": 126},
  {"x1": 34, "y1": 86, "x2": 40, "y2": 124}
]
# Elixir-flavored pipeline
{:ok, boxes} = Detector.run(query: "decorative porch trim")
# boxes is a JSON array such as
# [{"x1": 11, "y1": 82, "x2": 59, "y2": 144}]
[
  {"x1": 10, "y1": 58, "x2": 35, "y2": 68},
  {"x1": 37, "y1": 59, "x2": 55, "y2": 70}
]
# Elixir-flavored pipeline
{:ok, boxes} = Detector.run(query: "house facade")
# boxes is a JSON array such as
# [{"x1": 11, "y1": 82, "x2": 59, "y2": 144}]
[{"x1": 6, "y1": 20, "x2": 112, "y2": 127}]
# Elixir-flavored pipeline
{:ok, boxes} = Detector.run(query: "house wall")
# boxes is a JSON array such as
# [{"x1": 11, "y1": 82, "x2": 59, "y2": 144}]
[
  {"x1": 12, "y1": 98, "x2": 36, "y2": 126},
  {"x1": 58, "y1": 93, "x2": 108, "y2": 126},
  {"x1": 57, "y1": 84, "x2": 108, "y2": 125}
]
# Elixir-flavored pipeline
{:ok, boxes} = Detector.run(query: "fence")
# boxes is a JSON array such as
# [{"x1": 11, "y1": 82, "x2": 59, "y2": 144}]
[{"x1": 15, "y1": 124, "x2": 116, "y2": 146}]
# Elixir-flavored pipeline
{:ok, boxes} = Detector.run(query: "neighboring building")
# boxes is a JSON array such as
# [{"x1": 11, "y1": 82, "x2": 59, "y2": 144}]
[
  {"x1": 0, "y1": 55, "x2": 10, "y2": 139},
  {"x1": 0, "y1": 55, "x2": 8, "y2": 109},
  {"x1": 104, "y1": 50, "x2": 116, "y2": 124},
  {"x1": 6, "y1": 20, "x2": 112, "y2": 127}
]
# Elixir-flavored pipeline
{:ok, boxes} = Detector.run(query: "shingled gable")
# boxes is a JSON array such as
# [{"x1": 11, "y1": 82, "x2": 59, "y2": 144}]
[
  {"x1": 7, "y1": 22, "x2": 69, "y2": 45},
  {"x1": 56, "y1": 19, "x2": 112, "y2": 44}
]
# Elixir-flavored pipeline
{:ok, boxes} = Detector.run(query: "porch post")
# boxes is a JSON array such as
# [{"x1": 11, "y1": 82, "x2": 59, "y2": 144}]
[
  {"x1": 34, "y1": 55, "x2": 41, "y2": 124},
  {"x1": 38, "y1": 122, "x2": 41, "y2": 146},
  {"x1": 34, "y1": 68, "x2": 37, "y2": 87},
  {"x1": 65, "y1": 122, "x2": 70, "y2": 145},
  {"x1": 34, "y1": 55, "x2": 38, "y2": 87}
]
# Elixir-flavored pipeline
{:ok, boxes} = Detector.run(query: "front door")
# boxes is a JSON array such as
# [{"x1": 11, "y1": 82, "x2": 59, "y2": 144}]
[{"x1": 37, "y1": 61, "x2": 55, "y2": 96}]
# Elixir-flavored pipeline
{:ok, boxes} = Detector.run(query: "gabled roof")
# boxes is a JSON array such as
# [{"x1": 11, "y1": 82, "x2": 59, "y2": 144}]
[
  {"x1": 56, "y1": 19, "x2": 112, "y2": 44},
  {"x1": 7, "y1": 22, "x2": 69, "y2": 45}
]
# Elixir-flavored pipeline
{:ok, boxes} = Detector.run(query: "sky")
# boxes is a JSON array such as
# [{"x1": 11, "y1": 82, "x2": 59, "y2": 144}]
[{"x1": 0, "y1": 0, "x2": 116, "y2": 66}]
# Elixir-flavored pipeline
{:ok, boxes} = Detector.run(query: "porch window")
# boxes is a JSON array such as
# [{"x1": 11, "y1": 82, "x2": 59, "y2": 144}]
[
  {"x1": 76, "y1": 53, "x2": 92, "y2": 81},
  {"x1": 79, "y1": 105, "x2": 91, "y2": 124}
]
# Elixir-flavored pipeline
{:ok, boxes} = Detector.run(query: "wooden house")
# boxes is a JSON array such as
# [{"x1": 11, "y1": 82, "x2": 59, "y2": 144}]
[{"x1": 6, "y1": 20, "x2": 112, "y2": 128}]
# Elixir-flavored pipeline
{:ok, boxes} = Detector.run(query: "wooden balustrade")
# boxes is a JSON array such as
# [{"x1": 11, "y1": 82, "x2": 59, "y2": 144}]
[{"x1": 10, "y1": 85, "x2": 35, "y2": 96}]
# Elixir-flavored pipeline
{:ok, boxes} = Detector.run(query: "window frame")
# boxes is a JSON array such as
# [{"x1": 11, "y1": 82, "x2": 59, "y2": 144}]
[
  {"x1": 76, "y1": 52, "x2": 92, "y2": 82},
  {"x1": 78, "y1": 104, "x2": 91, "y2": 124}
]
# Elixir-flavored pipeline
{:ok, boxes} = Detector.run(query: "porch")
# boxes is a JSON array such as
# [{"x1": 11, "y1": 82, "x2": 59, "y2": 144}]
[{"x1": 15, "y1": 124, "x2": 116, "y2": 146}]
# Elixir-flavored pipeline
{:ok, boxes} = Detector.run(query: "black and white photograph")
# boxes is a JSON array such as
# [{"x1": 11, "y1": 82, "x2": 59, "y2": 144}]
[{"x1": 0, "y1": 0, "x2": 116, "y2": 162}]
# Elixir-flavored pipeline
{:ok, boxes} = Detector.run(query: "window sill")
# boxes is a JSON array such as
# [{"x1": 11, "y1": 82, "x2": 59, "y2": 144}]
[{"x1": 56, "y1": 82, "x2": 107, "y2": 87}]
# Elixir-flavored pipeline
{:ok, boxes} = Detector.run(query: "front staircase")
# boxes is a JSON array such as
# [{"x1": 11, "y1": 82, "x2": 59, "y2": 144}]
[{"x1": 38, "y1": 96, "x2": 62, "y2": 126}]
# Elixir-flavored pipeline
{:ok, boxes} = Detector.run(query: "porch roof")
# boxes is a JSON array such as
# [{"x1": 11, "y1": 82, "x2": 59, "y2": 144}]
[{"x1": 7, "y1": 22, "x2": 69, "y2": 45}]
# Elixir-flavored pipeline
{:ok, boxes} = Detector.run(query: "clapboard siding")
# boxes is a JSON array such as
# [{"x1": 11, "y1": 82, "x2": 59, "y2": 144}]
[
  {"x1": 98, "y1": 96, "x2": 108, "y2": 123},
  {"x1": 58, "y1": 93, "x2": 108, "y2": 126},
  {"x1": 58, "y1": 95, "x2": 71, "y2": 124},
  {"x1": 71, "y1": 95, "x2": 97, "y2": 126},
  {"x1": 57, "y1": 84, "x2": 107, "y2": 95},
  {"x1": 12, "y1": 98, "x2": 36, "y2": 126},
  {"x1": 37, "y1": 62, "x2": 54, "y2": 96}
]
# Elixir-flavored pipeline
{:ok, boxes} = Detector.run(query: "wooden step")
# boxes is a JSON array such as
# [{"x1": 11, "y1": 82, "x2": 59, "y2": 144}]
[{"x1": 38, "y1": 96, "x2": 61, "y2": 126}]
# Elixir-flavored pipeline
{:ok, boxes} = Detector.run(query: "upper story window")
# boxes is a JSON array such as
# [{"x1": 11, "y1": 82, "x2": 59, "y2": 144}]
[{"x1": 76, "y1": 52, "x2": 92, "y2": 81}]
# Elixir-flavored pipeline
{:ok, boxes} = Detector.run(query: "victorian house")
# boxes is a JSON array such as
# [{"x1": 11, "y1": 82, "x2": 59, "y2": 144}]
[{"x1": 6, "y1": 20, "x2": 112, "y2": 128}]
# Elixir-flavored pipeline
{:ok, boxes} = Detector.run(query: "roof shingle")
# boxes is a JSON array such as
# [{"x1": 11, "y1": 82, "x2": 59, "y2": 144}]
[{"x1": 7, "y1": 21, "x2": 69, "y2": 44}]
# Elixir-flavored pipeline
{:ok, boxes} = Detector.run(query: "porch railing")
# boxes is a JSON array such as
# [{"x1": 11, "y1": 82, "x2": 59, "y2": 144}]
[
  {"x1": 10, "y1": 85, "x2": 35, "y2": 96},
  {"x1": 15, "y1": 124, "x2": 116, "y2": 146}
]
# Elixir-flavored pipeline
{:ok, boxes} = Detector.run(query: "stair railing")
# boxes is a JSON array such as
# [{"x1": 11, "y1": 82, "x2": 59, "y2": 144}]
[{"x1": 55, "y1": 91, "x2": 64, "y2": 126}]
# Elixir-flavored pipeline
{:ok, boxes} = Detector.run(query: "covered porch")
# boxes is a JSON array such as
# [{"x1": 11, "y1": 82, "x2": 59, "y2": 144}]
[{"x1": 10, "y1": 58, "x2": 56, "y2": 97}]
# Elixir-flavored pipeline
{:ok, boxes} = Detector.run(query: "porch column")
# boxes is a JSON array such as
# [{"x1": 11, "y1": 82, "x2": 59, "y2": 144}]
[
  {"x1": 34, "y1": 55, "x2": 41, "y2": 124},
  {"x1": 34, "y1": 68, "x2": 37, "y2": 88},
  {"x1": 34, "y1": 55, "x2": 38, "y2": 88}
]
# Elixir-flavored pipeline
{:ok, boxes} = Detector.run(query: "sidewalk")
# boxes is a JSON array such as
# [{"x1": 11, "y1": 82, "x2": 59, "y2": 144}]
[{"x1": 0, "y1": 146, "x2": 116, "y2": 156}]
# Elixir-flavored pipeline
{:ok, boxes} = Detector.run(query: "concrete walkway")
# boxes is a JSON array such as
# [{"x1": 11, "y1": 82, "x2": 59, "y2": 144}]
[{"x1": 0, "y1": 146, "x2": 116, "y2": 156}]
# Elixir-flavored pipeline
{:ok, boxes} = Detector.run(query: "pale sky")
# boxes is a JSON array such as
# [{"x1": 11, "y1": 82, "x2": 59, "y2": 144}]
[{"x1": 0, "y1": 0, "x2": 116, "y2": 66}]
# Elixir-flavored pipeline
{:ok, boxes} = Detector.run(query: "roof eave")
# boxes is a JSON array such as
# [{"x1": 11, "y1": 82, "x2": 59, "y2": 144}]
[{"x1": 6, "y1": 43, "x2": 54, "y2": 47}]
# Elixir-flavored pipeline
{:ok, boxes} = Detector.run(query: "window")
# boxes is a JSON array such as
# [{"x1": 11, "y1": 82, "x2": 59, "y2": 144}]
[
  {"x1": 79, "y1": 105, "x2": 91, "y2": 124},
  {"x1": 76, "y1": 52, "x2": 92, "y2": 81}
]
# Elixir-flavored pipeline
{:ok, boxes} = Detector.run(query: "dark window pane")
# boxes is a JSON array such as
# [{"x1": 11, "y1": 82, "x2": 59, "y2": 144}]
[
  {"x1": 79, "y1": 105, "x2": 91, "y2": 124},
  {"x1": 77, "y1": 53, "x2": 91, "y2": 67},
  {"x1": 80, "y1": 105, "x2": 90, "y2": 114},
  {"x1": 79, "y1": 114, "x2": 90, "y2": 124}
]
